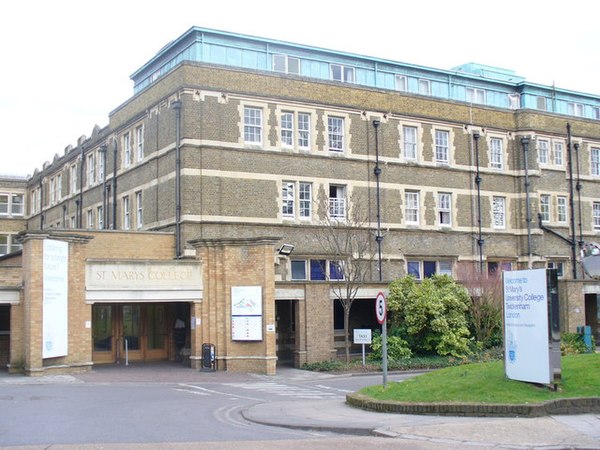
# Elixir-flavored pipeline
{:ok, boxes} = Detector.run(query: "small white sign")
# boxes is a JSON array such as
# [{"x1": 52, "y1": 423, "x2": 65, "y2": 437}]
[
  {"x1": 353, "y1": 329, "x2": 372, "y2": 344},
  {"x1": 266, "y1": 324, "x2": 275, "y2": 332},
  {"x1": 85, "y1": 321, "x2": 91, "y2": 329}
]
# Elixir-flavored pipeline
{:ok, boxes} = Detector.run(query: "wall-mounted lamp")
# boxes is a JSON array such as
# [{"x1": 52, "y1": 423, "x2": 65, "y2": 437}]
[{"x1": 278, "y1": 244, "x2": 295, "y2": 256}]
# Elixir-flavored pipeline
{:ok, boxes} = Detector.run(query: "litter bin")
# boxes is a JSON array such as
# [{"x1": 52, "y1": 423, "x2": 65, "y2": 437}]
[
  {"x1": 201, "y1": 343, "x2": 216, "y2": 371},
  {"x1": 576, "y1": 325, "x2": 594, "y2": 353}
]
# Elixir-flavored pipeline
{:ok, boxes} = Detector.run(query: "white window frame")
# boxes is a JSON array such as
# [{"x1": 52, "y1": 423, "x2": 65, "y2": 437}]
[
  {"x1": 281, "y1": 112, "x2": 294, "y2": 148},
  {"x1": 56, "y1": 174, "x2": 62, "y2": 201},
  {"x1": 557, "y1": 196, "x2": 567, "y2": 223},
  {"x1": 568, "y1": 102, "x2": 583, "y2": 117},
  {"x1": 0, "y1": 235, "x2": 8, "y2": 256},
  {"x1": 97, "y1": 205, "x2": 104, "y2": 230},
  {"x1": 490, "y1": 137, "x2": 503, "y2": 169},
  {"x1": 297, "y1": 112, "x2": 310, "y2": 150},
  {"x1": 538, "y1": 139, "x2": 549, "y2": 165},
  {"x1": 11, "y1": 193, "x2": 23, "y2": 216},
  {"x1": 330, "y1": 64, "x2": 354, "y2": 83},
  {"x1": 547, "y1": 261, "x2": 565, "y2": 278},
  {"x1": 395, "y1": 75, "x2": 407, "y2": 91},
  {"x1": 328, "y1": 116, "x2": 345, "y2": 152},
  {"x1": 123, "y1": 132, "x2": 132, "y2": 167},
  {"x1": 98, "y1": 152, "x2": 105, "y2": 181},
  {"x1": 418, "y1": 79, "x2": 431, "y2": 95},
  {"x1": 466, "y1": 87, "x2": 485, "y2": 104},
  {"x1": 540, "y1": 194, "x2": 550, "y2": 222},
  {"x1": 49, "y1": 177, "x2": 56, "y2": 206},
  {"x1": 438, "y1": 192, "x2": 451, "y2": 227},
  {"x1": 593, "y1": 107, "x2": 600, "y2": 120},
  {"x1": 0, "y1": 194, "x2": 7, "y2": 216},
  {"x1": 136, "y1": 125, "x2": 144, "y2": 161},
  {"x1": 290, "y1": 259, "x2": 308, "y2": 280},
  {"x1": 299, "y1": 182, "x2": 312, "y2": 219},
  {"x1": 402, "y1": 125, "x2": 418, "y2": 160},
  {"x1": 553, "y1": 142, "x2": 564, "y2": 166},
  {"x1": 493, "y1": 196, "x2": 506, "y2": 229},
  {"x1": 282, "y1": 181, "x2": 295, "y2": 217},
  {"x1": 282, "y1": 181, "x2": 312, "y2": 220},
  {"x1": 123, "y1": 195, "x2": 130, "y2": 230},
  {"x1": 592, "y1": 148, "x2": 600, "y2": 176},
  {"x1": 244, "y1": 106, "x2": 263, "y2": 144},
  {"x1": 273, "y1": 54, "x2": 300, "y2": 74},
  {"x1": 136, "y1": 191, "x2": 143, "y2": 229},
  {"x1": 594, "y1": 202, "x2": 600, "y2": 231},
  {"x1": 87, "y1": 153, "x2": 95, "y2": 186},
  {"x1": 434, "y1": 129, "x2": 449, "y2": 163},
  {"x1": 328, "y1": 185, "x2": 346, "y2": 220},
  {"x1": 87, "y1": 209, "x2": 94, "y2": 229},
  {"x1": 70, "y1": 164, "x2": 78, "y2": 194},
  {"x1": 537, "y1": 96, "x2": 547, "y2": 111},
  {"x1": 405, "y1": 191, "x2": 420, "y2": 225}
]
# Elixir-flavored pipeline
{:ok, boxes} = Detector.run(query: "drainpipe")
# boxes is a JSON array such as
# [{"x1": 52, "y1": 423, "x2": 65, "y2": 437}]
[
  {"x1": 372, "y1": 118, "x2": 387, "y2": 390},
  {"x1": 566, "y1": 123, "x2": 577, "y2": 279},
  {"x1": 521, "y1": 136, "x2": 533, "y2": 267},
  {"x1": 99, "y1": 144, "x2": 107, "y2": 229},
  {"x1": 78, "y1": 144, "x2": 85, "y2": 228},
  {"x1": 473, "y1": 132, "x2": 484, "y2": 272},
  {"x1": 574, "y1": 143, "x2": 584, "y2": 248},
  {"x1": 372, "y1": 120, "x2": 383, "y2": 281},
  {"x1": 39, "y1": 179, "x2": 44, "y2": 229},
  {"x1": 172, "y1": 99, "x2": 182, "y2": 259},
  {"x1": 112, "y1": 138, "x2": 118, "y2": 230}
]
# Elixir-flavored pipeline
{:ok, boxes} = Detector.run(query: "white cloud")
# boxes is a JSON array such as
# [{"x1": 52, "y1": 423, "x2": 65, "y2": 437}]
[{"x1": 1, "y1": 0, "x2": 598, "y2": 175}]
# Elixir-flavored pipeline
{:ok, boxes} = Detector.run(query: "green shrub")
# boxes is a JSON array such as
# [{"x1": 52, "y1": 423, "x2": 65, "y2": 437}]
[
  {"x1": 369, "y1": 329, "x2": 412, "y2": 362},
  {"x1": 561, "y1": 332, "x2": 595, "y2": 355},
  {"x1": 388, "y1": 275, "x2": 472, "y2": 357}
]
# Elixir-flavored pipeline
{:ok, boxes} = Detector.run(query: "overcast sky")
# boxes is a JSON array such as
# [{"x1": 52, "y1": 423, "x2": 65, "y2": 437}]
[{"x1": 1, "y1": 0, "x2": 598, "y2": 176}]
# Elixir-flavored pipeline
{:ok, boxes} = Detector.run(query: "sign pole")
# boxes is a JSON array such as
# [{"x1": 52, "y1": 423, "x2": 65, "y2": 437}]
[{"x1": 375, "y1": 291, "x2": 388, "y2": 388}]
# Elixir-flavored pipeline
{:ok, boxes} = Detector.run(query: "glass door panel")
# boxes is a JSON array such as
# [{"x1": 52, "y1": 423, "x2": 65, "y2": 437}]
[
  {"x1": 147, "y1": 304, "x2": 165, "y2": 350},
  {"x1": 93, "y1": 305, "x2": 112, "y2": 352},
  {"x1": 122, "y1": 304, "x2": 141, "y2": 351}
]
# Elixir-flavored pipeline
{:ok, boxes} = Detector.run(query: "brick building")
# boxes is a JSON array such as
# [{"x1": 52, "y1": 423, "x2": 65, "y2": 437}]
[{"x1": 1, "y1": 27, "x2": 600, "y2": 374}]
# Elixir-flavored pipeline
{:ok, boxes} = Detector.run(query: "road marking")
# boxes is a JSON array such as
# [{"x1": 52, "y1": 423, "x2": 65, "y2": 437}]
[
  {"x1": 225, "y1": 382, "x2": 343, "y2": 400},
  {"x1": 176, "y1": 383, "x2": 264, "y2": 402}
]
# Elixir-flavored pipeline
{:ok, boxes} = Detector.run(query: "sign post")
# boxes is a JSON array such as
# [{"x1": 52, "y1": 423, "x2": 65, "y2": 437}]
[
  {"x1": 353, "y1": 329, "x2": 372, "y2": 366},
  {"x1": 375, "y1": 291, "x2": 388, "y2": 388}
]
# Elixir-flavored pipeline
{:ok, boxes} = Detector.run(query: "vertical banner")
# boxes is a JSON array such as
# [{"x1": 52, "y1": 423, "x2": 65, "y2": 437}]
[
  {"x1": 231, "y1": 286, "x2": 263, "y2": 341},
  {"x1": 503, "y1": 268, "x2": 550, "y2": 384},
  {"x1": 43, "y1": 239, "x2": 69, "y2": 358}
]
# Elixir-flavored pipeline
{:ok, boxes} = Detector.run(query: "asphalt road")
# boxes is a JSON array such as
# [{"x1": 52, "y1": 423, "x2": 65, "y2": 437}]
[{"x1": 0, "y1": 366, "x2": 416, "y2": 447}]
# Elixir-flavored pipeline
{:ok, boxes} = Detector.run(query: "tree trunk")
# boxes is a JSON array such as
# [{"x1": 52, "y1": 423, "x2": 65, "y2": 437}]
[{"x1": 344, "y1": 304, "x2": 351, "y2": 363}]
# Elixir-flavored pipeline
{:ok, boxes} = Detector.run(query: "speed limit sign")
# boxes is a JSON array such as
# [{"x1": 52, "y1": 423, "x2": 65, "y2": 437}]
[{"x1": 375, "y1": 291, "x2": 386, "y2": 324}]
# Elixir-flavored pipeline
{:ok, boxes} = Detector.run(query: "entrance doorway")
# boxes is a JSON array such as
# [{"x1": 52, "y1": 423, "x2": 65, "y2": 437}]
[
  {"x1": 92, "y1": 303, "x2": 190, "y2": 364},
  {"x1": 275, "y1": 300, "x2": 296, "y2": 365},
  {"x1": 585, "y1": 294, "x2": 599, "y2": 342}
]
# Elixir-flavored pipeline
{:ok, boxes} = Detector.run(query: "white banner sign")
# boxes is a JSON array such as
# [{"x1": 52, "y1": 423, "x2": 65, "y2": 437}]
[
  {"x1": 43, "y1": 239, "x2": 69, "y2": 358},
  {"x1": 231, "y1": 286, "x2": 262, "y2": 341},
  {"x1": 503, "y1": 269, "x2": 550, "y2": 384}
]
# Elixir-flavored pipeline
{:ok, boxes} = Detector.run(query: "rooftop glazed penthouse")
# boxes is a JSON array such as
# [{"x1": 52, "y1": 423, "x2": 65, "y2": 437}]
[{"x1": 131, "y1": 27, "x2": 600, "y2": 119}]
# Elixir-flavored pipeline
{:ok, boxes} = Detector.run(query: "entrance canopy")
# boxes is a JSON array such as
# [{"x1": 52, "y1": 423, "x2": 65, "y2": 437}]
[{"x1": 85, "y1": 259, "x2": 203, "y2": 303}]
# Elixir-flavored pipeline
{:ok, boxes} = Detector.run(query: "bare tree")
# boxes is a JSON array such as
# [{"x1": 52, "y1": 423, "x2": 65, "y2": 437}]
[
  {"x1": 455, "y1": 261, "x2": 503, "y2": 348},
  {"x1": 316, "y1": 191, "x2": 376, "y2": 362}
]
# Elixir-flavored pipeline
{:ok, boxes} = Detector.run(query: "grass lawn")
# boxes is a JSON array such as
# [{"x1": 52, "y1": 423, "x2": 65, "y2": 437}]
[{"x1": 360, "y1": 353, "x2": 600, "y2": 404}]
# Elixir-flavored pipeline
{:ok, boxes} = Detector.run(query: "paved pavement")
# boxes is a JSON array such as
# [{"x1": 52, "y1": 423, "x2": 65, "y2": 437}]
[{"x1": 2, "y1": 364, "x2": 599, "y2": 449}]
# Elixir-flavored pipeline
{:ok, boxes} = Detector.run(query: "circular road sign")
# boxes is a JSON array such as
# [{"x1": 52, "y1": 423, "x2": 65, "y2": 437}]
[{"x1": 375, "y1": 291, "x2": 386, "y2": 324}]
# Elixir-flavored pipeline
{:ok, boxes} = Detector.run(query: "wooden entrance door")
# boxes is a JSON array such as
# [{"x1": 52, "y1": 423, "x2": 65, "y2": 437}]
[{"x1": 92, "y1": 303, "x2": 169, "y2": 363}]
